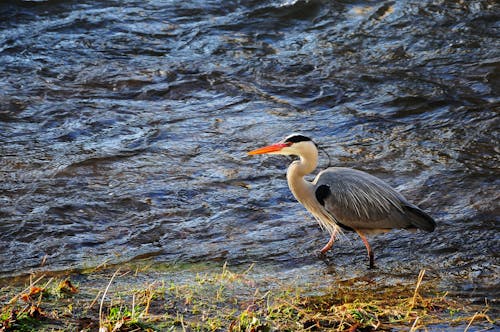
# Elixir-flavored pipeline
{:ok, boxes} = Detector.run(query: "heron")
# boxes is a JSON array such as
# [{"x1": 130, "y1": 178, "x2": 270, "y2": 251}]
[{"x1": 248, "y1": 133, "x2": 436, "y2": 268}]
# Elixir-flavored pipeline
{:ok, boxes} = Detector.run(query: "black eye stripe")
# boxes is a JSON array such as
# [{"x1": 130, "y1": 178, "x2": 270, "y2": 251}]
[{"x1": 284, "y1": 134, "x2": 312, "y2": 144}]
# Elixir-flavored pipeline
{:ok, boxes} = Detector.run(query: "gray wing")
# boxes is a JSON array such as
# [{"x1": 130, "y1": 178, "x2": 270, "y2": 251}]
[{"x1": 313, "y1": 167, "x2": 435, "y2": 231}]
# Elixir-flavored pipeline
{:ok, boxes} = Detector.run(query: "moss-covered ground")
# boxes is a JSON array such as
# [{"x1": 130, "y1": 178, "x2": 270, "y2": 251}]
[{"x1": 0, "y1": 262, "x2": 496, "y2": 331}]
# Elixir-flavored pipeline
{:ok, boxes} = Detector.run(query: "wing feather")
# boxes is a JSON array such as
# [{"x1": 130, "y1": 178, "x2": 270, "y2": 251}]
[{"x1": 313, "y1": 167, "x2": 412, "y2": 230}]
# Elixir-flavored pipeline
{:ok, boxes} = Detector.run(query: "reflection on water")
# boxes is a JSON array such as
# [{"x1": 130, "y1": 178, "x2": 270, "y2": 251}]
[{"x1": 0, "y1": 0, "x2": 498, "y2": 298}]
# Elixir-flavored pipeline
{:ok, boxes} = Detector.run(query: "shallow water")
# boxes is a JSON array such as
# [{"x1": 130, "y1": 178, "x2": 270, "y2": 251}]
[{"x1": 0, "y1": 0, "x2": 498, "y2": 302}]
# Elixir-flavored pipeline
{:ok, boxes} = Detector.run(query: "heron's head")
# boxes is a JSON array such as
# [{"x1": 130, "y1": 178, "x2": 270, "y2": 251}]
[{"x1": 248, "y1": 133, "x2": 317, "y2": 157}]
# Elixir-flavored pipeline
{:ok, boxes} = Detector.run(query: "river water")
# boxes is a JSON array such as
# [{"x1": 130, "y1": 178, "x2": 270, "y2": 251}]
[{"x1": 0, "y1": 0, "x2": 498, "y2": 304}]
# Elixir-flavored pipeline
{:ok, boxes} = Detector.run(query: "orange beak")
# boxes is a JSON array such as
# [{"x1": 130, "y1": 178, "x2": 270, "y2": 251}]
[{"x1": 248, "y1": 143, "x2": 289, "y2": 155}]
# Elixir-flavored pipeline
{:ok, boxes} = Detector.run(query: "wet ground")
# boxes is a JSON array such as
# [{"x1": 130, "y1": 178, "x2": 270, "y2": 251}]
[{"x1": 0, "y1": 0, "x2": 499, "y2": 312}]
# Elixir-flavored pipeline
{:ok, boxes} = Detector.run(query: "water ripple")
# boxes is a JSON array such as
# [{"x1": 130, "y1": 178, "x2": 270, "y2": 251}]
[{"x1": 0, "y1": 0, "x2": 498, "y2": 294}]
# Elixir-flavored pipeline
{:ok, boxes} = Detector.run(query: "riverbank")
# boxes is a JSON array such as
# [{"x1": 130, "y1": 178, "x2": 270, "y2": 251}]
[{"x1": 1, "y1": 261, "x2": 496, "y2": 331}]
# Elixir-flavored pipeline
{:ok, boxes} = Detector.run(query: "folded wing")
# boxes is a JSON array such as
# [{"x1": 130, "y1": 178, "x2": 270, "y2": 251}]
[{"x1": 314, "y1": 167, "x2": 436, "y2": 232}]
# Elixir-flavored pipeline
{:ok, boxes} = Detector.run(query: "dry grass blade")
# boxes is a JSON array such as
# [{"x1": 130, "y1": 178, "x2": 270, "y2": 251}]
[
  {"x1": 464, "y1": 312, "x2": 479, "y2": 332},
  {"x1": 408, "y1": 269, "x2": 426, "y2": 315},
  {"x1": 99, "y1": 268, "x2": 121, "y2": 332},
  {"x1": 409, "y1": 316, "x2": 419, "y2": 332},
  {"x1": 8, "y1": 274, "x2": 45, "y2": 305},
  {"x1": 89, "y1": 290, "x2": 103, "y2": 310}
]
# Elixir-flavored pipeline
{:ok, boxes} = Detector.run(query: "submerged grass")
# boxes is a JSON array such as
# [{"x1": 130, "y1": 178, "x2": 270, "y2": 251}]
[{"x1": 0, "y1": 263, "x2": 496, "y2": 331}]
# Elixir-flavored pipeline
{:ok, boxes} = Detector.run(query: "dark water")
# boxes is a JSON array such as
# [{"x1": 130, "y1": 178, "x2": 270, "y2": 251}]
[{"x1": 0, "y1": 0, "x2": 498, "y2": 301}]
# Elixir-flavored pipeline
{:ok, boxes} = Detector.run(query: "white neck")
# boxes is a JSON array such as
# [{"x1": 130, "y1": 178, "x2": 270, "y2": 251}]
[
  {"x1": 286, "y1": 148, "x2": 318, "y2": 206},
  {"x1": 285, "y1": 146, "x2": 338, "y2": 235}
]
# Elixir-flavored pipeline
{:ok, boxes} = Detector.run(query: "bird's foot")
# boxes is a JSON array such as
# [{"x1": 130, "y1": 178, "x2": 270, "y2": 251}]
[
  {"x1": 355, "y1": 229, "x2": 376, "y2": 270},
  {"x1": 319, "y1": 246, "x2": 331, "y2": 255},
  {"x1": 368, "y1": 252, "x2": 375, "y2": 269},
  {"x1": 317, "y1": 251, "x2": 335, "y2": 266},
  {"x1": 319, "y1": 233, "x2": 336, "y2": 254},
  {"x1": 317, "y1": 250, "x2": 328, "y2": 259}
]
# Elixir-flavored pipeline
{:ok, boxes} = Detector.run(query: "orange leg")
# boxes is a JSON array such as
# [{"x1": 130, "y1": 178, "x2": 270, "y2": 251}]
[
  {"x1": 320, "y1": 229, "x2": 338, "y2": 254},
  {"x1": 355, "y1": 229, "x2": 374, "y2": 269}
]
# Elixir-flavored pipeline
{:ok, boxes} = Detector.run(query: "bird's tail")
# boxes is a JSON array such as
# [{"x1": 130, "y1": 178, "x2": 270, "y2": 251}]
[{"x1": 404, "y1": 205, "x2": 436, "y2": 232}]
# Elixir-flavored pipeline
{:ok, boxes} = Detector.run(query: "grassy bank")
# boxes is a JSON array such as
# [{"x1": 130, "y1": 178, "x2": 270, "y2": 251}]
[{"x1": 0, "y1": 263, "x2": 495, "y2": 331}]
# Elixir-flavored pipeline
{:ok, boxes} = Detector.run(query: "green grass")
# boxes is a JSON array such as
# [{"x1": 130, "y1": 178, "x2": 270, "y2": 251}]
[{"x1": 0, "y1": 263, "x2": 496, "y2": 331}]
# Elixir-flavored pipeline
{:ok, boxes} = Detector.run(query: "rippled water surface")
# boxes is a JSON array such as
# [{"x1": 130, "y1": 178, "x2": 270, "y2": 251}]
[{"x1": 0, "y1": 0, "x2": 499, "y2": 302}]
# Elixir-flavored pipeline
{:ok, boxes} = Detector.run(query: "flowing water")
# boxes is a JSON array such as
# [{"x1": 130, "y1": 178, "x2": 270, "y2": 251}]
[{"x1": 0, "y1": 0, "x2": 499, "y2": 306}]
